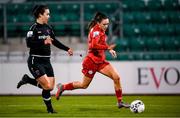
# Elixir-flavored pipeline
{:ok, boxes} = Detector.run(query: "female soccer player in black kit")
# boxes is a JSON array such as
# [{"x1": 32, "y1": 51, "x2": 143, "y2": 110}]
[{"x1": 16, "y1": 5, "x2": 73, "y2": 113}]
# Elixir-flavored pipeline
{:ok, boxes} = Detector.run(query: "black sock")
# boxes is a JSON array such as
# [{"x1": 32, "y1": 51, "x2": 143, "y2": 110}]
[
  {"x1": 42, "y1": 90, "x2": 53, "y2": 111},
  {"x1": 26, "y1": 75, "x2": 42, "y2": 88}
]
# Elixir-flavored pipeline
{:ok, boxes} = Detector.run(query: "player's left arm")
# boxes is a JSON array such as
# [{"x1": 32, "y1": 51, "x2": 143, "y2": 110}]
[
  {"x1": 50, "y1": 30, "x2": 73, "y2": 56},
  {"x1": 50, "y1": 29, "x2": 69, "y2": 50}
]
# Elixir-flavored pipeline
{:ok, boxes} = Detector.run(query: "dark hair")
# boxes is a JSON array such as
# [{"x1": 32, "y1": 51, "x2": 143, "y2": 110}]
[
  {"x1": 32, "y1": 5, "x2": 49, "y2": 19},
  {"x1": 88, "y1": 12, "x2": 108, "y2": 31}
]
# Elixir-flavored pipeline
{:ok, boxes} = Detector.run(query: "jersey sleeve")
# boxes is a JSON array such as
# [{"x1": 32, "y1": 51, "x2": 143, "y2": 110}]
[
  {"x1": 90, "y1": 31, "x2": 109, "y2": 50},
  {"x1": 25, "y1": 27, "x2": 44, "y2": 48},
  {"x1": 50, "y1": 30, "x2": 69, "y2": 51}
]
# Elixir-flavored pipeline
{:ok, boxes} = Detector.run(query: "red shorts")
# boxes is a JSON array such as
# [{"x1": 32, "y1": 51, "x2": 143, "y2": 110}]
[{"x1": 82, "y1": 56, "x2": 109, "y2": 78}]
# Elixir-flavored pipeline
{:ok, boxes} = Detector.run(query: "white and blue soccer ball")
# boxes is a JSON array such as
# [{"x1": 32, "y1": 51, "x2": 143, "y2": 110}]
[{"x1": 130, "y1": 100, "x2": 145, "y2": 113}]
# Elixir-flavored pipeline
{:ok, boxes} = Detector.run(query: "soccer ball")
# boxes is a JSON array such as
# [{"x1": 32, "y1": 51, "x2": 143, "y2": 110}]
[{"x1": 130, "y1": 100, "x2": 145, "y2": 113}]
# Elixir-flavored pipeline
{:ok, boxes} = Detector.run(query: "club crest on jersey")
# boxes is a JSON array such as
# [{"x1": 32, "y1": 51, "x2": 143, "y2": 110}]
[
  {"x1": 88, "y1": 70, "x2": 93, "y2": 75},
  {"x1": 27, "y1": 31, "x2": 33, "y2": 37},
  {"x1": 93, "y1": 31, "x2": 99, "y2": 37}
]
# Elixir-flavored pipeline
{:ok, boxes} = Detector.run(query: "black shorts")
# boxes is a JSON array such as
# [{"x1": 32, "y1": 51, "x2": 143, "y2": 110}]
[{"x1": 27, "y1": 56, "x2": 54, "y2": 79}]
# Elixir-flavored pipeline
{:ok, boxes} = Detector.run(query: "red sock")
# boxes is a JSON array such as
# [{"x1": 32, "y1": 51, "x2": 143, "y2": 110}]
[
  {"x1": 63, "y1": 83, "x2": 74, "y2": 90},
  {"x1": 115, "y1": 89, "x2": 122, "y2": 103}
]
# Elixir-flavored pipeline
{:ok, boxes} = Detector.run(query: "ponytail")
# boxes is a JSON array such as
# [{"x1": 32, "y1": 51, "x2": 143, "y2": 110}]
[
  {"x1": 88, "y1": 19, "x2": 97, "y2": 31},
  {"x1": 88, "y1": 12, "x2": 108, "y2": 31}
]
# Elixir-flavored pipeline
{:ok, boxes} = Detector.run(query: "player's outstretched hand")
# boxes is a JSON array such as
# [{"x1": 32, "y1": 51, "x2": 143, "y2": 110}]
[
  {"x1": 108, "y1": 44, "x2": 116, "y2": 50},
  {"x1": 44, "y1": 36, "x2": 53, "y2": 45},
  {"x1": 109, "y1": 49, "x2": 117, "y2": 58},
  {"x1": 68, "y1": 48, "x2": 73, "y2": 56}
]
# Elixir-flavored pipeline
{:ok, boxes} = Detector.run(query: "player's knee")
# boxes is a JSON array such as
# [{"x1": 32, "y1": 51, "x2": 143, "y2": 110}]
[
  {"x1": 113, "y1": 75, "x2": 120, "y2": 82},
  {"x1": 81, "y1": 84, "x2": 89, "y2": 89}
]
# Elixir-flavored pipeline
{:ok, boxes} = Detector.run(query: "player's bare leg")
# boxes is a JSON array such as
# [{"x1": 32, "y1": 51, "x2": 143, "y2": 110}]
[
  {"x1": 37, "y1": 76, "x2": 56, "y2": 113},
  {"x1": 99, "y1": 64, "x2": 130, "y2": 108},
  {"x1": 56, "y1": 76, "x2": 92, "y2": 100},
  {"x1": 37, "y1": 75, "x2": 54, "y2": 90}
]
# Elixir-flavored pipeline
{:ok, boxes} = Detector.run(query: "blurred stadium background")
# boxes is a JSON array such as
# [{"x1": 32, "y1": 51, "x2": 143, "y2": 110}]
[
  {"x1": 0, "y1": 0, "x2": 179, "y2": 62},
  {"x1": 0, "y1": 0, "x2": 180, "y2": 117},
  {"x1": 0, "y1": 0, "x2": 180, "y2": 94}
]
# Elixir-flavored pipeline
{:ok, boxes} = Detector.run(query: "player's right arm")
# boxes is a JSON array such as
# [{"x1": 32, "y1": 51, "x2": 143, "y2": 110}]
[
  {"x1": 90, "y1": 30, "x2": 116, "y2": 50},
  {"x1": 90, "y1": 31, "x2": 109, "y2": 50}
]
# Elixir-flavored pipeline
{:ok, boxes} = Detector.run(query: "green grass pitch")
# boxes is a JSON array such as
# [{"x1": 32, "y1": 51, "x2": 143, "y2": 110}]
[{"x1": 0, "y1": 95, "x2": 180, "y2": 117}]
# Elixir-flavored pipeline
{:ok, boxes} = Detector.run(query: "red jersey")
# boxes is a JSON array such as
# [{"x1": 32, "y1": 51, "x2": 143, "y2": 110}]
[{"x1": 87, "y1": 24, "x2": 109, "y2": 64}]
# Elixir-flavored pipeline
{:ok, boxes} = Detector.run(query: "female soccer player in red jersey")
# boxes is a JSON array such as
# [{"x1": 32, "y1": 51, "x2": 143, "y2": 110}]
[{"x1": 56, "y1": 12, "x2": 130, "y2": 108}]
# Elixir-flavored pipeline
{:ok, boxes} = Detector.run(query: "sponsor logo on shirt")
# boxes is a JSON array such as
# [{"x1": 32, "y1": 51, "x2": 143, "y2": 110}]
[{"x1": 38, "y1": 35, "x2": 49, "y2": 39}]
